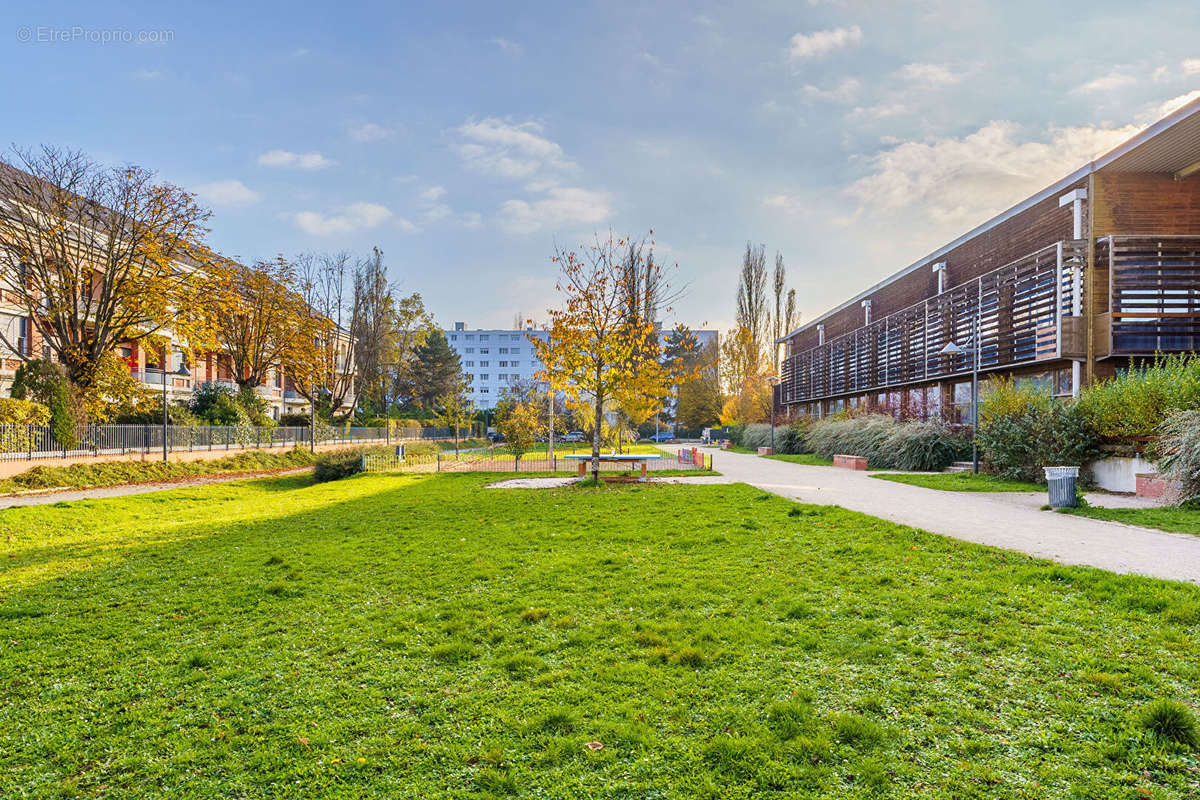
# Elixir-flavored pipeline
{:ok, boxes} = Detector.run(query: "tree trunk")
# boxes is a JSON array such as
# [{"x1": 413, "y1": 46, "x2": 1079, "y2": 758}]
[{"x1": 591, "y1": 391, "x2": 603, "y2": 484}]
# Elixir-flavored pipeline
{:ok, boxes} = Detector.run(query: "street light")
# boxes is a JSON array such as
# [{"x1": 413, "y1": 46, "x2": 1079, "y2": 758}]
[
  {"x1": 162, "y1": 355, "x2": 190, "y2": 462},
  {"x1": 939, "y1": 314, "x2": 980, "y2": 474},
  {"x1": 767, "y1": 375, "x2": 780, "y2": 453}
]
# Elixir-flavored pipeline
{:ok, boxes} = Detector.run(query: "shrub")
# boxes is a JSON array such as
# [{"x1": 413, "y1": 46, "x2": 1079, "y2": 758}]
[
  {"x1": 278, "y1": 413, "x2": 311, "y2": 427},
  {"x1": 189, "y1": 383, "x2": 250, "y2": 426},
  {"x1": 11, "y1": 360, "x2": 82, "y2": 448},
  {"x1": 977, "y1": 390, "x2": 1101, "y2": 483},
  {"x1": 1137, "y1": 699, "x2": 1199, "y2": 749},
  {"x1": 1076, "y1": 354, "x2": 1200, "y2": 441},
  {"x1": 776, "y1": 419, "x2": 813, "y2": 455},
  {"x1": 882, "y1": 420, "x2": 968, "y2": 472},
  {"x1": 726, "y1": 424, "x2": 747, "y2": 448},
  {"x1": 805, "y1": 415, "x2": 896, "y2": 465},
  {"x1": 0, "y1": 397, "x2": 51, "y2": 426},
  {"x1": 1156, "y1": 410, "x2": 1200, "y2": 504},
  {"x1": 313, "y1": 445, "x2": 392, "y2": 482}
]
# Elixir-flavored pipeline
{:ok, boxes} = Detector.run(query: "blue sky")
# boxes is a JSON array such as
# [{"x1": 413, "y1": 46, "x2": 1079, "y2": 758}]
[{"x1": 3, "y1": 1, "x2": 1198, "y2": 333}]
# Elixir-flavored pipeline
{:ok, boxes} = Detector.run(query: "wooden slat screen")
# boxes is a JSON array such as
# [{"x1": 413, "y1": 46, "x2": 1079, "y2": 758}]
[{"x1": 1107, "y1": 236, "x2": 1200, "y2": 355}]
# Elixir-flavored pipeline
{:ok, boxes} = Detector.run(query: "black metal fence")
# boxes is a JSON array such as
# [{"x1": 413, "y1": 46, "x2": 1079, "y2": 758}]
[{"x1": 0, "y1": 424, "x2": 465, "y2": 461}]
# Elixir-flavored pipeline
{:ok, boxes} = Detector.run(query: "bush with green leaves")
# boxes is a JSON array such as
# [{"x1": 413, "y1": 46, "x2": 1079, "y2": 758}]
[
  {"x1": 1156, "y1": 410, "x2": 1200, "y2": 504},
  {"x1": 1076, "y1": 354, "x2": 1200, "y2": 441},
  {"x1": 313, "y1": 445, "x2": 394, "y2": 482},
  {"x1": 805, "y1": 414, "x2": 896, "y2": 465},
  {"x1": 977, "y1": 392, "x2": 1101, "y2": 483},
  {"x1": 804, "y1": 414, "x2": 965, "y2": 471},
  {"x1": 188, "y1": 383, "x2": 250, "y2": 426},
  {"x1": 882, "y1": 420, "x2": 969, "y2": 472},
  {"x1": 10, "y1": 359, "x2": 82, "y2": 448}
]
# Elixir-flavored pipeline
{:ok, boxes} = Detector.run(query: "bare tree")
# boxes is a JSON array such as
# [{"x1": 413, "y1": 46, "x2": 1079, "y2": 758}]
[
  {"x1": 296, "y1": 251, "x2": 360, "y2": 413},
  {"x1": 735, "y1": 242, "x2": 769, "y2": 369},
  {"x1": 771, "y1": 251, "x2": 786, "y2": 375},
  {"x1": 0, "y1": 146, "x2": 218, "y2": 388}
]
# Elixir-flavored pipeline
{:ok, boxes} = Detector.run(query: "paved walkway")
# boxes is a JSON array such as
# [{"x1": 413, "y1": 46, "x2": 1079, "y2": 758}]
[{"x1": 709, "y1": 449, "x2": 1200, "y2": 585}]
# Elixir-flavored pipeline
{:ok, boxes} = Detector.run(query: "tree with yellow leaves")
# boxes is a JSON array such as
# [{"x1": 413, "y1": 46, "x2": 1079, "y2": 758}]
[
  {"x1": 210, "y1": 256, "x2": 328, "y2": 397},
  {"x1": 0, "y1": 146, "x2": 220, "y2": 390},
  {"x1": 534, "y1": 231, "x2": 690, "y2": 482}
]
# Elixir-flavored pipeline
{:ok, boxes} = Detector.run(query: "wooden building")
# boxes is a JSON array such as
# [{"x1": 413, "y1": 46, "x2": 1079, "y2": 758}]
[{"x1": 777, "y1": 97, "x2": 1200, "y2": 422}]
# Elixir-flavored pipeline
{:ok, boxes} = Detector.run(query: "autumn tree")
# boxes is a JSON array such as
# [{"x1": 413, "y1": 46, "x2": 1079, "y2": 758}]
[
  {"x1": 494, "y1": 384, "x2": 545, "y2": 461},
  {"x1": 676, "y1": 339, "x2": 723, "y2": 431},
  {"x1": 211, "y1": 256, "x2": 326, "y2": 399},
  {"x1": 534, "y1": 231, "x2": 689, "y2": 481},
  {"x1": 0, "y1": 146, "x2": 219, "y2": 389}
]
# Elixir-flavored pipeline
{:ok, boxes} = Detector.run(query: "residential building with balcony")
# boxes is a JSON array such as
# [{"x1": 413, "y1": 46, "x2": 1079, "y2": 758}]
[{"x1": 777, "y1": 97, "x2": 1200, "y2": 423}]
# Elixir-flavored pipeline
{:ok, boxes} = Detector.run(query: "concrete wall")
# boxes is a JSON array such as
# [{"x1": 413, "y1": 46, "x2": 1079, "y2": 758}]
[{"x1": 1091, "y1": 455, "x2": 1158, "y2": 494}]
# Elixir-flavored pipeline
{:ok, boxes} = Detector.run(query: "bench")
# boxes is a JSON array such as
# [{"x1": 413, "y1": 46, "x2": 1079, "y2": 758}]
[
  {"x1": 833, "y1": 454, "x2": 868, "y2": 470},
  {"x1": 757, "y1": 447, "x2": 774, "y2": 456},
  {"x1": 563, "y1": 454, "x2": 662, "y2": 482}
]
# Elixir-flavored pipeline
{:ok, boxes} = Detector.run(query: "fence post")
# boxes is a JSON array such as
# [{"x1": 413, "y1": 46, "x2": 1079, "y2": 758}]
[
  {"x1": 553, "y1": 455, "x2": 557, "y2": 472},
  {"x1": 437, "y1": 452, "x2": 442, "y2": 472},
  {"x1": 361, "y1": 454, "x2": 367, "y2": 473},
  {"x1": 515, "y1": 454, "x2": 519, "y2": 472}
]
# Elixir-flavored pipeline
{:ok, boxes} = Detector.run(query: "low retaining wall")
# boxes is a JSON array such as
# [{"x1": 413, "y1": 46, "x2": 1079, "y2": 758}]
[
  {"x1": 1091, "y1": 455, "x2": 1157, "y2": 493},
  {"x1": 0, "y1": 440, "x2": 370, "y2": 480},
  {"x1": 833, "y1": 454, "x2": 868, "y2": 470}
]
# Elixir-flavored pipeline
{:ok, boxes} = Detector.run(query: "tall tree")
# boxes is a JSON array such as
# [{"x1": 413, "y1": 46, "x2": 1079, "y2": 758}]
[
  {"x1": 736, "y1": 242, "x2": 769, "y2": 372},
  {"x1": 406, "y1": 330, "x2": 463, "y2": 410},
  {"x1": 771, "y1": 251, "x2": 786, "y2": 375},
  {"x1": 674, "y1": 338, "x2": 723, "y2": 432},
  {"x1": 434, "y1": 381, "x2": 475, "y2": 455},
  {"x1": 296, "y1": 251, "x2": 360, "y2": 415},
  {"x1": 0, "y1": 146, "x2": 219, "y2": 388},
  {"x1": 211, "y1": 256, "x2": 324, "y2": 394},
  {"x1": 534, "y1": 231, "x2": 687, "y2": 482}
]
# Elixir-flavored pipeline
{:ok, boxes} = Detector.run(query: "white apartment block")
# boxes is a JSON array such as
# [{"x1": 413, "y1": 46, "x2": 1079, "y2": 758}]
[{"x1": 445, "y1": 322, "x2": 717, "y2": 411}]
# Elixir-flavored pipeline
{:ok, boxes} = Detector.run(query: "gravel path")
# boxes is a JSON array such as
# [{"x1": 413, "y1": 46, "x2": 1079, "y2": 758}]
[
  {"x1": 709, "y1": 449, "x2": 1200, "y2": 584},
  {"x1": 0, "y1": 468, "x2": 313, "y2": 509}
]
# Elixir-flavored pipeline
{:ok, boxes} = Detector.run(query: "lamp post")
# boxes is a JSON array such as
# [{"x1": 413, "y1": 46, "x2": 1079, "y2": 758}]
[
  {"x1": 939, "y1": 314, "x2": 980, "y2": 473},
  {"x1": 162, "y1": 355, "x2": 190, "y2": 462},
  {"x1": 767, "y1": 375, "x2": 780, "y2": 453}
]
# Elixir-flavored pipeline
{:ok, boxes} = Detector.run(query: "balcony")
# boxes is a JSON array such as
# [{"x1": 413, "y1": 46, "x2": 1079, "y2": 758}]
[
  {"x1": 132, "y1": 369, "x2": 193, "y2": 391},
  {"x1": 781, "y1": 241, "x2": 1086, "y2": 405},
  {"x1": 1099, "y1": 235, "x2": 1200, "y2": 355}
]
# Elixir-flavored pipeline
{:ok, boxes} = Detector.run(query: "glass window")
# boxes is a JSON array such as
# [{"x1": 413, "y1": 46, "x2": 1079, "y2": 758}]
[
  {"x1": 480, "y1": 334, "x2": 489, "y2": 341},
  {"x1": 450, "y1": 334, "x2": 457, "y2": 341},
  {"x1": 465, "y1": 361, "x2": 474, "y2": 367},
  {"x1": 480, "y1": 374, "x2": 489, "y2": 381},
  {"x1": 512, "y1": 347, "x2": 520, "y2": 353},
  {"x1": 511, "y1": 361, "x2": 519, "y2": 367},
  {"x1": 511, "y1": 334, "x2": 520, "y2": 341},
  {"x1": 466, "y1": 334, "x2": 474, "y2": 340},
  {"x1": 499, "y1": 347, "x2": 508, "y2": 354},
  {"x1": 480, "y1": 361, "x2": 489, "y2": 367},
  {"x1": 480, "y1": 348, "x2": 489, "y2": 354},
  {"x1": 465, "y1": 347, "x2": 474, "y2": 354}
]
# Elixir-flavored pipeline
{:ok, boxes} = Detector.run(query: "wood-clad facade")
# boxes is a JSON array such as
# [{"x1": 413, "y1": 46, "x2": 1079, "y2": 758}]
[{"x1": 778, "y1": 99, "x2": 1200, "y2": 421}]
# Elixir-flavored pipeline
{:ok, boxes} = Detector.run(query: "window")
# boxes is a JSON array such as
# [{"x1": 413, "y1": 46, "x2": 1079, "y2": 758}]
[
  {"x1": 465, "y1": 360, "x2": 474, "y2": 367},
  {"x1": 480, "y1": 348, "x2": 489, "y2": 354},
  {"x1": 511, "y1": 347, "x2": 520, "y2": 354},
  {"x1": 511, "y1": 334, "x2": 520, "y2": 341},
  {"x1": 450, "y1": 334, "x2": 457, "y2": 341},
  {"x1": 499, "y1": 347, "x2": 509, "y2": 354},
  {"x1": 480, "y1": 387, "x2": 489, "y2": 393},
  {"x1": 499, "y1": 361, "x2": 508, "y2": 367},
  {"x1": 465, "y1": 334, "x2": 474, "y2": 340},
  {"x1": 497, "y1": 373, "x2": 507, "y2": 381},
  {"x1": 480, "y1": 375, "x2": 489, "y2": 381},
  {"x1": 511, "y1": 361, "x2": 519, "y2": 368},
  {"x1": 480, "y1": 361, "x2": 489, "y2": 367},
  {"x1": 16, "y1": 317, "x2": 29, "y2": 357},
  {"x1": 480, "y1": 334, "x2": 490, "y2": 341},
  {"x1": 464, "y1": 373, "x2": 473, "y2": 381}
]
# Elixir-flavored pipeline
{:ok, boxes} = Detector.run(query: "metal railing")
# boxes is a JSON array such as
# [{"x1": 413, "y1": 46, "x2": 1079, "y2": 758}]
[
  {"x1": 362, "y1": 447, "x2": 713, "y2": 474},
  {"x1": 0, "y1": 424, "x2": 463, "y2": 461}
]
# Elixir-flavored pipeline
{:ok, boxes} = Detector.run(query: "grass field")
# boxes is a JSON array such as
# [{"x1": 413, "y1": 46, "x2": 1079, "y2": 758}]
[
  {"x1": 3, "y1": 472, "x2": 1200, "y2": 797},
  {"x1": 765, "y1": 453, "x2": 834, "y2": 466},
  {"x1": 1063, "y1": 504, "x2": 1200, "y2": 535},
  {"x1": 871, "y1": 471, "x2": 1044, "y2": 492}
]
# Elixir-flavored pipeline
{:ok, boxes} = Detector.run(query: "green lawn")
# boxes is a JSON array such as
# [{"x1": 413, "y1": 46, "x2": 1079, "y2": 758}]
[
  {"x1": 872, "y1": 471, "x2": 1044, "y2": 492},
  {"x1": 1063, "y1": 504, "x2": 1200, "y2": 535},
  {"x1": 3, "y1": 473, "x2": 1200, "y2": 797},
  {"x1": 765, "y1": 453, "x2": 834, "y2": 466}
]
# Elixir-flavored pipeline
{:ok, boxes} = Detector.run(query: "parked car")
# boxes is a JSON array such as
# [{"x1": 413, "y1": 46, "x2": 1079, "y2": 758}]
[
  {"x1": 648, "y1": 431, "x2": 676, "y2": 443},
  {"x1": 561, "y1": 431, "x2": 585, "y2": 443}
]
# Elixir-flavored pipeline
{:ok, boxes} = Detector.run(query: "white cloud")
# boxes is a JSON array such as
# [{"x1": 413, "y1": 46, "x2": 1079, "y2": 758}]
[
  {"x1": 491, "y1": 37, "x2": 523, "y2": 57},
  {"x1": 1183, "y1": 59, "x2": 1200, "y2": 76},
  {"x1": 1154, "y1": 90, "x2": 1200, "y2": 119},
  {"x1": 1153, "y1": 65, "x2": 1171, "y2": 82},
  {"x1": 802, "y1": 77, "x2": 860, "y2": 103},
  {"x1": 896, "y1": 62, "x2": 963, "y2": 87},
  {"x1": 292, "y1": 202, "x2": 395, "y2": 235},
  {"x1": 453, "y1": 118, "x2": 575, "y2": 178},
  {"x1": 500, "y1": 184, "x2": 611, "y2": 234},
  {"x1": 348, "y1": 122, "x2": 394, "y2": 142},
  {"x1": 133, "y1": 68, "x2": 162, "y2": 80},
  {"x1": 788, "y1": 26, "x2": 862, "y2": 61},
  {"x1": 761, "y1": 193, "x2": 806, "y2": 213},
  {"x1": 194, "y1": 179, "x2": 261, "y2": 208},
  {"x1": 420, "y1": 185, "x2": 447, "y2": 203},
  {"x1": 1075, "y1": 71, "x2": 1136, "y2": 93},
  {"x1": 257, "y1": 149, "x2": 337, "y2": 170},
  {"x1": 846, "y1": 120, "x2": 1141, "y2": 229}
]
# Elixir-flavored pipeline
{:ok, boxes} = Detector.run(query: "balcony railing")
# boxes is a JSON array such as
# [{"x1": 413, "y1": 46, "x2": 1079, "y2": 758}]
[
  {"x1": 781, "y1": 240, "x2": 1086, "y2": 405},
  {"x1": 1101, "y1": 235, "x2": 1200, "y2": 355}
]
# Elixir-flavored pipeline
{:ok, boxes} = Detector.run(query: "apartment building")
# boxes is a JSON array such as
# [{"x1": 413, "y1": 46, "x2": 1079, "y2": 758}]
[
  {"x1": 777, "y1": 97, "x2": 1200, "y2": 422},
  {"x1": 445, "y1": 322, "x2": 718, "y2": 411}
]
